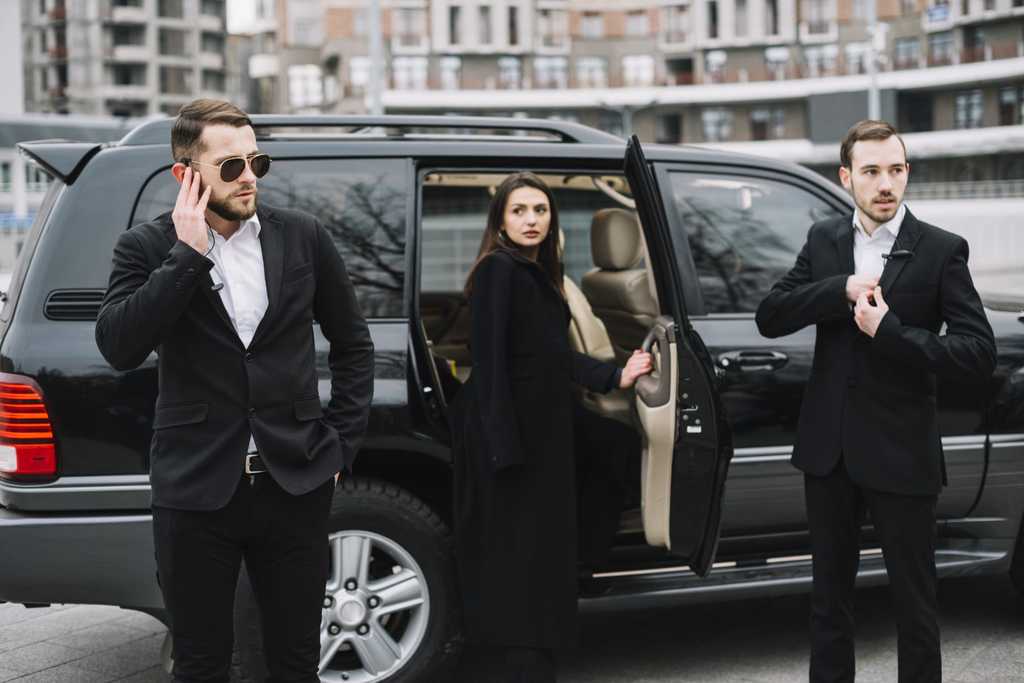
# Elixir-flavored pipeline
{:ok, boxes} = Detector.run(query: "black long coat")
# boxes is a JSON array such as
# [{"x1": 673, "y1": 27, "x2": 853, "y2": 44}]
[{"x1": 450, "y1": 248, "x2": 620, "y2": 650}]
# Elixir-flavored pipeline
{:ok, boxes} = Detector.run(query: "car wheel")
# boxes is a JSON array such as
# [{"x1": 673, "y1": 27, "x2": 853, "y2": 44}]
[{"x1": 233, "y1": 477, "x2": 461, "y2": 682}]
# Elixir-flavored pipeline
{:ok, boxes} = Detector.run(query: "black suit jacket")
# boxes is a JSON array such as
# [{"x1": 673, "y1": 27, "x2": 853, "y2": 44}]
[
  {"x1": 755, "y1": 209, "x2": 995, "y2": 495},
  {"x1": 96, "y1": 204, "x2": 374, "y2": 510}
]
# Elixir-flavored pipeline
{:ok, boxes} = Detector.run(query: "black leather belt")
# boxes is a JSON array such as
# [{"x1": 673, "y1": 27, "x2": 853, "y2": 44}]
[{"x1": 245, "y1": 453, "x2": 267, "y2": 475}]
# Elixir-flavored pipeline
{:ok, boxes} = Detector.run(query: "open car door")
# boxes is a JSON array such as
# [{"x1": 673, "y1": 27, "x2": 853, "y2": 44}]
[{"x1": 624, "y1": 135, "x2": 734, "y2": 577}]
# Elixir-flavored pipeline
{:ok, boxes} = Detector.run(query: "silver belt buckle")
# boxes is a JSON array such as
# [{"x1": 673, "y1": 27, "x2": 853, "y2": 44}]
[{"x1": 245, "y1": 453, "x2": 266, "y2": 475}]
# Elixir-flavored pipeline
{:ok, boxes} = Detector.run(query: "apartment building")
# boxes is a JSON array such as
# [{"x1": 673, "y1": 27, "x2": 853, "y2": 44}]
[
  {"x1": 257, "y1": 0, "x2": 1020, "y2": 185},
  {"x1": 21, "y1": 0, "x2": 229, "y2": 117}
]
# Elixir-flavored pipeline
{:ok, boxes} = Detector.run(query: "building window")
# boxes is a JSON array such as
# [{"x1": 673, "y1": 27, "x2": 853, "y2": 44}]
[
  {"x1": 894, "y1": 37, "x2": 921, "y2": 69},
  {"x1": 160, "y1": 66, "x2": 191, "y2": 94},
  {"x1": 598, "y1": 111, "x2": 624, "y2": 137},
  {"x1": 113, "y1": 25, "x2": 146, "y2": 47},
  {"x1": 393, "y1": 56, "x2": 428, "y2": 90},
  {"x1": 766, "y1": 0, "x2": 779, "y2": 35},
  {"x1": 622, "y1": 55, "x2": 655, "y2": 86},
  {"x1": 804, "y1": 44, "x2": 838, "y2": 76},
  {"x1": 534, "y1": 56, "x2": 568, "y2": 88},
  {"x1": 110, "y1": 63, "x2": 146, "y2": 86},
  {"x1": 661, "y1": 5, "x2": 689, "y2": 43},
  {"x1": 707, "y1": 0, "x2": 720, "y2": 39},
  {"x1": 999, "y1": 86, "x2": 1022, "y2": 126},
  {"x1": 449, "y1": 6, "x2": 462, "y2": 45},
  {"x1": 202, "y1": 69, "x2": 225, "y2": 92},
  {"x1": 844, "y1": 42, "x2": 868, "y2": 74},
  {"x1": 803, "y1": 0, "x2": 832, "y2": 35},
  {"x1": 201, "y1": 32, "x2": 224, "y2": 53},
  {"x1": 287, "y1": 64, "x2": 323, "y2": 109},
  {"x1": 158, "y1": 0, "x2": 184, "y2": 19},
  {"x1": 349, "y1": 56, "x2": 370, "y2": 95},
  {"x1": 158, "y1": 28, "x2": 187, "y2": 56},
  {"x1": 751, "y1": 107, "x2": 785, "y2": 140},
  {"x1": 705, "y1": 50, "x2": 727, "y2": 82},
  {"x1": 0, "y1": 161, "x2": 11, "y2": 193},
  {"x1": 928, "y1": 32, "x2": 954, "y2": 66},
  {"x1": 576, "y1": 56, "x2": 608, "y2": 88},
  {"x1": 478, "y1": 6, "x2": 492, "y2": 44},
  {"x1": 581, "y1": 12, "x2": 604, "y2": 39},
  {"x1": 656, "y1": 113, "x2": 683, "y2": 144},
  {"x1": 508, "y1": 6, "x2": 520, "y2": 46},
  {"x1": 702, "y1": 108, "x2": 733, "y2": 142},
  {"x1": 765, "y1": 46, "x2": 790, "y2": 78},
  {"x1": 440, "y1": 56, "x2": 462, "y2": 90},
  {"x1": 498, "y1": 56, "x2": 521, "y2": 88},
  {"x1": 395, "y1": 8, "x2": 428, "y2": 48},
  {"x1": 901, "y1": 0, "x2": 916, "y2": 12},
  {"x1": 954, "y1": 89, "x2": 984, "y2": 129},
  {"x1": 538, "y1": 9, "x2": 568, "y2": 47},
  {"x1": 735, "y1": 0, "x2": 748, "y2": 37},
  {"x1": 626, "y1": 10, "x2": 650, "y2": 36}
]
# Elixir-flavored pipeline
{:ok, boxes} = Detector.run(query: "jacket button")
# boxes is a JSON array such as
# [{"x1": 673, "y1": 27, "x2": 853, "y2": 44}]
[
  {"x1": 245, "y1": 352, "x2": 253, "y2": 361},
  {"x1": 186, "y1": 267, "x2": 196, "y2": 274},
  {"x1": 249, "y1": 407, "x2": 256, "y2": 415}
]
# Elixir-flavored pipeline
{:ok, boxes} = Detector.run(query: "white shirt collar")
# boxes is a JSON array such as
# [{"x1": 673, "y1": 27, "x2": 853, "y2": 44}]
[
  {"x1": 210, "y1": 212, "x2": 262, "y2": 244},
  {"x1": 852, "y1": 202, "x2": 906, "y2": 241}
]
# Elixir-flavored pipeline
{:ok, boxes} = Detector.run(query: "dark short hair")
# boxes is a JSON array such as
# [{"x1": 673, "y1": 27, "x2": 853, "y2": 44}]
[
  {"x1": 170, "y1": 99, "x2": 253, "y2": 163},
  {"x1": 839, "y1": 120, "x2": 907, "y2": 169}
]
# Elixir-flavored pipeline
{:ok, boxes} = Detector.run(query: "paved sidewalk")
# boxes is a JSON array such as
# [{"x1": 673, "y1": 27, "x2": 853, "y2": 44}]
[
  {"x1": 0, "y1": 604, "x2": 166, "y2": 682},
  {"x1": 1, "y1": 574, "x2": 1022, "y2": 681}
]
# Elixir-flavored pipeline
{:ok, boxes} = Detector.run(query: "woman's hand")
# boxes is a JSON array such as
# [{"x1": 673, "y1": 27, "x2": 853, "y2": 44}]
[{"x1": 619, "y1": 349, "x2": 654, "y2": 389}]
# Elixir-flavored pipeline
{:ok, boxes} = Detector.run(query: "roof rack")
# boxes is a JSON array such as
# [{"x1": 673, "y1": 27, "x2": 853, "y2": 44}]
[{"x1": 119, "y1": 115, "x2": 623, "y2": 147}]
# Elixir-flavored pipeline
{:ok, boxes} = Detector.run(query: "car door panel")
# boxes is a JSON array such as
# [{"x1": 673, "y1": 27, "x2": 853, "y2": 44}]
[{"x1": 625, "y1": 137, "x2": 733, "y2": 576}]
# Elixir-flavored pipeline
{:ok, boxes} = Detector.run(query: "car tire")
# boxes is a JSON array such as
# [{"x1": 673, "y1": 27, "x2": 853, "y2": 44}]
[{"x1": 232, "y1": 477, "x2": 461, "y2": 682}]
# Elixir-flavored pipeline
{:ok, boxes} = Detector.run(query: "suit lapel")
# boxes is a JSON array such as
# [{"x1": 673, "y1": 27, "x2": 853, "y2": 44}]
[
  {"x1": 877, "y1": 208, "x2": 923, "y2": 297},
  {"x1": 249, "y1": 206, "x2": 283, "y2": 349},
  {"x1": 834, "y1": 215, "x2": 855, "y2": 275},
  {"x1": 159, "y1": 216, "x2": 236, "y2": 333}
]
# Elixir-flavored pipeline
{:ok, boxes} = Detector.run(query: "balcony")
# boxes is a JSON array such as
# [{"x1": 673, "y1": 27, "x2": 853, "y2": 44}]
[
  {"x1": 107, "y1": 45, "x2": 150, "y2": 62},
  {"x1": 199, "y1": 53, "x2": 224, "y2": 70},
  {"x1": 107, "y1": 6, "x2": 148, "y2": 24},
  {"x1": 101, "y1": 84, "x2": 150, "y2": 99},
  {"x1": 48, "y1": 46, "x2": 68, "y2": 61},
  {"x1": 198, "y1": 14, "x2": 223, "y2": 31}
]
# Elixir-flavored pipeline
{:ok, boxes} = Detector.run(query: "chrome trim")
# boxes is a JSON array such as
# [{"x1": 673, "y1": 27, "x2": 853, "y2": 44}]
[{"x1": 989, "y1": 434, "x2": 1024, "y2": 445}]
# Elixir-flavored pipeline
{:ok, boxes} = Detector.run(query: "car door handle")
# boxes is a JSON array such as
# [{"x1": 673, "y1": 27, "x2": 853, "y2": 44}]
[{"x1": 717, "y1": 350, "x2": 788, "y2": 372}]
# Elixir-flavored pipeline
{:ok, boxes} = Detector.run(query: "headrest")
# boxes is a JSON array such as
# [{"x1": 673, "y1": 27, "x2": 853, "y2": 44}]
[{"x1": 590, "y1": 208, "x2": 643, "y2": 271}]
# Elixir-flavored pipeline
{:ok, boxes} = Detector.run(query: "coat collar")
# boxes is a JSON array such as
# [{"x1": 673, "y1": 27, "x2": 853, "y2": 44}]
[{"x1": 156, "y1": 204, "x2": 283, "y2": 348}]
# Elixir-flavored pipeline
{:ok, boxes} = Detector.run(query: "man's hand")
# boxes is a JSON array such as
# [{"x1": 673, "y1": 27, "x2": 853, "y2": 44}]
[
  {"x1": 620, "y1": 349, "x2": 654, "y2": 389},
  {"x1": 173, "y1": 167, "x2": 212, "y2": 254},
  {"x1": 854, "y1": 287, "x2": 889, "y2": 338},
  {"x1": 846, "y1": 274, "x2": 879, "y2": 303}
]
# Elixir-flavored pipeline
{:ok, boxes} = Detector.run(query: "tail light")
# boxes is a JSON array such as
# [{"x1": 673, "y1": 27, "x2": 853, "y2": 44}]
[{"x1": 0, "y1": 373, "x2": 56, "y2": 479}]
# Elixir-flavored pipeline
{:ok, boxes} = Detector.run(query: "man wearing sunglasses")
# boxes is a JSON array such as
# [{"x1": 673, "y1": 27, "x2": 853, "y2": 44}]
[{"x1": 96, "y1": 99, "x2": 374, "y2": 683}]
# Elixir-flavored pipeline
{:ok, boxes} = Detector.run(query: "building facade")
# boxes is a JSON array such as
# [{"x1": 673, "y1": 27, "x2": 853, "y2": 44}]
[
  {"x1": 21, "y1": 0, "x2": 230, "y2": 118},
  {"x1": 262, "y1": 0, "x2": 1023, "y2": 185}
]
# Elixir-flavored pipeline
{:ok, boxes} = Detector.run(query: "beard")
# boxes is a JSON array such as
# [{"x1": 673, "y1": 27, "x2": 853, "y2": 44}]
[
  {"x1": 851, "y1": 178, "x2": 900, "y2": 225},
  {"x1": 208, "y1": 188, "x2": 257, "y2": 221}
]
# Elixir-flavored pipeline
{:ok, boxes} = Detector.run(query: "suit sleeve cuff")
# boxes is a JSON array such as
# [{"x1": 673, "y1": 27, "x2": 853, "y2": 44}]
[{"x1": 871, "y1": 310, "x2": 904, "y2": 356}]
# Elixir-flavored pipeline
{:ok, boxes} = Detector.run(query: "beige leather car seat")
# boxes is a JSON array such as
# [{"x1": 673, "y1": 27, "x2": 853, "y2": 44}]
[{"x1": 580, "y1": 209, "x2": 659, "y2": 362}]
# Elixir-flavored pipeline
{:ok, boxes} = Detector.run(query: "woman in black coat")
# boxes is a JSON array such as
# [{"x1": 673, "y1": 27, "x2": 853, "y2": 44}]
[{"x1": 450, "y1": 173, "x2": 653, "y2": 681}]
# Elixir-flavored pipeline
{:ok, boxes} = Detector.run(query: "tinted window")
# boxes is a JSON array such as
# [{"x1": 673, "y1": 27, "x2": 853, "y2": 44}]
[
  {"x1": 134, "y1": 158, "x2": 408, "y2": 318},
  {"x1": 420, "y1": 174, "x2": 630, "y2": 293},
  {"x1": 668, "y1": 172, "x2": 842, "y2": 314}
]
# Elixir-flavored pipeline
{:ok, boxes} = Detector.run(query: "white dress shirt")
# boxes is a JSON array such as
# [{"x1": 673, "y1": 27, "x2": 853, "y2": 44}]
[
  {"x1": 207, "y1": 215, "x2": 268, "y2": 454},
  {"x1": 852, "y1": 202, "x2": 907, "y2": 280}
]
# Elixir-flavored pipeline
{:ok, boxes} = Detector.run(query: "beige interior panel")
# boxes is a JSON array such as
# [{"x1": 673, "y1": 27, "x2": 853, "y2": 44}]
[{"x1": 637, "y1": 341, "x2": 678, "y2": 549}]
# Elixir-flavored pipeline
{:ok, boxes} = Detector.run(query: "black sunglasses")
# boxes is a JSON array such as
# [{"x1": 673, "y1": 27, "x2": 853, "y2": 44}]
[{"x1": 181, "y1": 153, "x2": 272, "y2": 182}]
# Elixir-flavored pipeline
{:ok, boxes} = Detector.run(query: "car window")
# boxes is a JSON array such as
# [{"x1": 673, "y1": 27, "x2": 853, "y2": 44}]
[
  {"x1": 667, "y1": 172, "x2": 843, "y2": 315},
  {"x1": 420, "y1": 174, "x2": 629, "y2": 293},
  {"x1": 133, "y1": 158, "x2": 408, "y2": 318}
]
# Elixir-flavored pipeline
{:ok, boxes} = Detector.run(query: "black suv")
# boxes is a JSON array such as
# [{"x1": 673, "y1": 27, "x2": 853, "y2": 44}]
[{"x1": 2, "y1": 116, "x2": 1023, "y2": 683}]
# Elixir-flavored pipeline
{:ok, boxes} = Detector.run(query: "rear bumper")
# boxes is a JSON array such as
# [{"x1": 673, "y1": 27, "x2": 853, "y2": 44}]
[{"x1": 0, "y1": 507, "x2": 162, "y2": 610}]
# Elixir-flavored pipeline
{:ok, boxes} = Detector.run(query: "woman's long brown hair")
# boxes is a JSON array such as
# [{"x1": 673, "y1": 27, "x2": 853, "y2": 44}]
[{"x1": 463, "y1": 172, "x2": 564, "y2": 299}]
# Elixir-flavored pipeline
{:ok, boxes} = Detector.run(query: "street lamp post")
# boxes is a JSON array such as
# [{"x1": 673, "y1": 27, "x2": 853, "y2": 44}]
[
  {"x1": 866, "y1": 0, "x2": 880, "y2": 120},
  {"x1": 367, "y1": 0, "x2": 384, "y2": 115}
]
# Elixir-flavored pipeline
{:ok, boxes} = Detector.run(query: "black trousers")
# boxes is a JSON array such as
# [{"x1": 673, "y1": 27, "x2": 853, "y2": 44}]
[
  {"x1": 805, "y1": 462, "x2": 940, "y2": 683},
  {"x1": 455, "y1": 644, "x2": 557, "y2": 682},
  {"x1": 153, "y1": 474, "x2": 335, "y2": 683}
]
